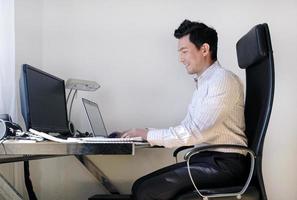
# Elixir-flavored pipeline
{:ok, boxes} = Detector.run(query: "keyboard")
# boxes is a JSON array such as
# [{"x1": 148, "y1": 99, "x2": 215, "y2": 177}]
[{"x1": 67, "y1": 137, "x2": 144, "y2": 143}]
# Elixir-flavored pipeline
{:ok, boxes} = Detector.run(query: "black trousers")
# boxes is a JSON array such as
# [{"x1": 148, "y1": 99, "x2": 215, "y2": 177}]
[{"x1": 132, "y1": 151, "x2": 248, "y2": 200}]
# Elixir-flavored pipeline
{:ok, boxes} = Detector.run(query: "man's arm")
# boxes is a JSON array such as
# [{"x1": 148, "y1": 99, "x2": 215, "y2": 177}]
[{"x1": 122, "y1": 73, "x2": 243, "y2": 147}]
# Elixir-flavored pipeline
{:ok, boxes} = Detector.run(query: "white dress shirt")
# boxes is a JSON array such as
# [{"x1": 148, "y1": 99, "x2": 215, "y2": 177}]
[{"x1": 147, "y1": 61, "x2": 247, "y2": 154}]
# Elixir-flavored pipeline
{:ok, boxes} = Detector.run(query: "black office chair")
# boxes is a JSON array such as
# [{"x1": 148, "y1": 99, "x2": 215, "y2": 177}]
[{"x1": 173, "y1": 23, "x2": 274, "y2": 200}]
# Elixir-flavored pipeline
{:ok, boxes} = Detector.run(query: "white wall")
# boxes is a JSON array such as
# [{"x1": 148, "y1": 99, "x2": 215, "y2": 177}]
[{"x1": 14, "y1": 0, "x2": 297, "y2": 199}]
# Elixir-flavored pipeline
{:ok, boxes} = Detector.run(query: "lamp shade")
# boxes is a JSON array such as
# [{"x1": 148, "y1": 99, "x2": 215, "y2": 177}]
[{"x1": 65, "y1": 79, "x2": 100, "y2": 91}]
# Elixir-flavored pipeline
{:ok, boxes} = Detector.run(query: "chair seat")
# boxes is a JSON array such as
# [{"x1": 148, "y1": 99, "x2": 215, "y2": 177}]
[{"x1": 174, "y1": 186, "x2": 260, "y2": 200}]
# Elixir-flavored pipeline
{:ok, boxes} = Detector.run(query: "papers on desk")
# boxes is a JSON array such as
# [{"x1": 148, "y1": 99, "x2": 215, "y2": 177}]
[
  {"x1": 29, "y1": 129, "x2": 147, "y2": 144},
  {"x1": 3, "y1": 140, "x2": 36, "y2": 143},
  {"x1": 29, "y1": 129, "x2": 73, "y2": 143}
]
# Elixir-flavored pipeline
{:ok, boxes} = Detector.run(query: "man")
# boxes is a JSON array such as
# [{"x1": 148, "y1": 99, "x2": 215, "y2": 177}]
[{"x1": 122, "y1": 19, "x2": 248, "y2": 200}]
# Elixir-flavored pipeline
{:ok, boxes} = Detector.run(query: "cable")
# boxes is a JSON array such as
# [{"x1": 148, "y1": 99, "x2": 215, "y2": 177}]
[
  {"x1": 0, "y1": 139, "x2": 7, "y2": 155},
  {"x1": 24, "y1": 161, "x2": 38, "y2": 200}
]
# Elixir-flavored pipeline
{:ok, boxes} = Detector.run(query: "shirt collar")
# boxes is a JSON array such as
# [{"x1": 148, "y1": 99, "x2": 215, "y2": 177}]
[{"x1": 193, "y1": 61, "x2": 220, "y2": 83}]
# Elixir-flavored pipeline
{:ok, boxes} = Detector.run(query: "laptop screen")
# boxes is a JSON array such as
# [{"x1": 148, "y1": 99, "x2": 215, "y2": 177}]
[{"x1": 82, "y1": 98, "x2": 107, "y2": 137}]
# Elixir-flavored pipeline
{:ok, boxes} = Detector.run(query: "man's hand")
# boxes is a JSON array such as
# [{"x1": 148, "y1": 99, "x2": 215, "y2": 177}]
[{"x1": 122, "y1": 128, "x2": 148, "y2": 140}]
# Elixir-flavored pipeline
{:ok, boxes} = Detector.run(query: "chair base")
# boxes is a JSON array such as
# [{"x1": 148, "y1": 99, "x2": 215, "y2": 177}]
[
  {"x1": 88, "y1": 194, "x2": 131, "y2": 200},
  {"x1": 174, "y1": 186, "x2": 260, "y2": 200}
]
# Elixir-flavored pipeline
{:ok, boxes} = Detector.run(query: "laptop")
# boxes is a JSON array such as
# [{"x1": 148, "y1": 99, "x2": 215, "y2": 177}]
[
  {"x1": 82, "y1": 98, "x2": 109, "y2": 138},
  {"x1": 80, "y1": 98, "x2": 144, "y2": 142}
]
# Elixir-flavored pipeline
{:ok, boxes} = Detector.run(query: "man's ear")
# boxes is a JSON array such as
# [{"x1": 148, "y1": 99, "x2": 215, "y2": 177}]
[{"x1": 201, "y1": 43, "x2": 210, "y2": 57}]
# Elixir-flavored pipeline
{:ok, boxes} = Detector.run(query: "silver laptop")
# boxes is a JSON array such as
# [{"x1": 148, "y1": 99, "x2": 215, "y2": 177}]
[
  {"x1": 81, "y1": 98, "x2": 144, "y2": 142},
  {"x1": 82, "y1": 98, "x2": 109, "y2": 137}
]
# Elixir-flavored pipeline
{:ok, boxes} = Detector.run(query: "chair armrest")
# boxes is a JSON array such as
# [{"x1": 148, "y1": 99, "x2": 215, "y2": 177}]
[
  {"x1": 184, "y1": 144, "x2": 254, "y2": 160},
  {"x1": 173, "y1": 146, "x2": 194, "y2": 158},
  {"x1": 185, "y1": 144, "x2": 255, "y2": 199}
]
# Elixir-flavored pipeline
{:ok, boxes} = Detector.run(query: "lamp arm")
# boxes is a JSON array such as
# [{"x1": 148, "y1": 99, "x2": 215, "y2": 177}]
[
  {"x1": 66, "y1": 89, "x2": 73, "y2": 104},
  {"x1": 68, "y1": 89, "x2": 78, "y2": 121}
]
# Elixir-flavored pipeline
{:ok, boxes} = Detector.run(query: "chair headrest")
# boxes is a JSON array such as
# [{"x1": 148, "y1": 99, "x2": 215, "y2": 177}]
[{"x1": 236, "y1": 24, "x2": 268, "y2": 69}]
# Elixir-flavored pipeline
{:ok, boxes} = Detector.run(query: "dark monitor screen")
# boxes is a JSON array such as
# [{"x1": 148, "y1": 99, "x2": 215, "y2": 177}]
[{"x1": 20, "y1": 64, "x2": 69, "y2": 134}]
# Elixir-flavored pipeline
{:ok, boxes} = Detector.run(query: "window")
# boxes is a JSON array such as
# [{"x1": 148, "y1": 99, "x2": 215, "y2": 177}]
[{"x1": 0, "y1": 0, "x2": 16, "y2": 120}]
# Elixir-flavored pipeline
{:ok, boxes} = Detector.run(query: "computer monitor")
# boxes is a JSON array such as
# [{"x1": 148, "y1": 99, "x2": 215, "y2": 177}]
[{"x1": 19, "y1": 64, "x2": 69, "y2": 134}]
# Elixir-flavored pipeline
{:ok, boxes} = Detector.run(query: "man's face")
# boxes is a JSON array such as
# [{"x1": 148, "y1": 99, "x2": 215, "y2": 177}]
[{"x1": 178, "y1": 35, "x2": 208, "y2": 75}]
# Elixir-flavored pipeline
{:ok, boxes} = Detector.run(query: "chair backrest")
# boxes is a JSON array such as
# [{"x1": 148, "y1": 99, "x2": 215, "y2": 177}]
[
  {"x1": 236, "y1": 23, "x2": 274, "y2": 200},
  {"x1": 236, "y1": 23, "x2": 274, "y2": 156}
]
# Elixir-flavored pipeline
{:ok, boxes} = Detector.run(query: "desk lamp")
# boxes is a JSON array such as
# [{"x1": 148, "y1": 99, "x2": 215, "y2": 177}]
[{"x1": 65, "y1": 78, "x2": 100, "y2": 135}]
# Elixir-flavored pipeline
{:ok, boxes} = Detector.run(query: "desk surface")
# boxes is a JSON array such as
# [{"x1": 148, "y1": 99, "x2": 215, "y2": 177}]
[
  {"x1": 0, "y1": 140, "x2": 150, "y2": 164},
  {"x1": 0, "y1": 140, "x2": 150, "y2": 155}
]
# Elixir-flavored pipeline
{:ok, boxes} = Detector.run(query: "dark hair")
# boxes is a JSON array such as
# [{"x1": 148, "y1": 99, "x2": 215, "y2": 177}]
[{"x1": 174, "y1": 19, "x2": 218, "y2": 61}]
